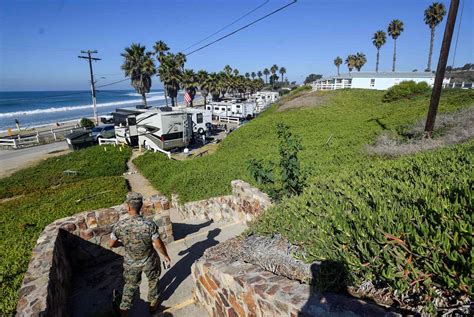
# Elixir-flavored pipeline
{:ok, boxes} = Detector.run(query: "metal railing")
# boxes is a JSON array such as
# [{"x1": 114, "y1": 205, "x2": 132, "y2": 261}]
[{"x1": 312, "y1": 82, "x2": 352, "y2": 91}]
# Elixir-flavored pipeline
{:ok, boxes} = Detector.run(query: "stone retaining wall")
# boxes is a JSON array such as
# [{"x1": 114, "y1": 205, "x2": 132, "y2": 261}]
[
  {"x1": 192, "y1": 240, "x2": 401, "y2": 317},
  {"x1": 173, "y1": 180, "x2": 271, "y2": 224},
  {"x1": 16, "y1": 195, "x2": 172, "y2": 317}
]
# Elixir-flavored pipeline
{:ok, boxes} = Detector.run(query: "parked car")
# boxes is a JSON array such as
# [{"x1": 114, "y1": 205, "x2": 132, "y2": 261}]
[
  {"x1": 100, "y1": 114, "x2": 114, "y2": 124},
  {"x1": 91, "y1": 125, "x2": 115, "y2": 141},
  {"x1": 65, "y1": 130, "x2": 94, "y2": 150}
]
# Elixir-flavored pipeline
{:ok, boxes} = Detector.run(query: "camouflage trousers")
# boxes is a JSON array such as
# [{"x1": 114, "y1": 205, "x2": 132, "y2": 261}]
[{"x1": 120, "y1": 254, "x2": 161, "y2": 310}]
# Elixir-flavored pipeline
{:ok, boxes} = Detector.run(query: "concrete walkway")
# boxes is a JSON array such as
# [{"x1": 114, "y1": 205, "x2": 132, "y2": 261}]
[{"x1": 120, "y1": 151, "x2": 247, "y2": 316}]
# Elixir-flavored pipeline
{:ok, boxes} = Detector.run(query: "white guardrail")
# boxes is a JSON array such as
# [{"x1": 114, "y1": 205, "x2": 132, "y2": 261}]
[
  {"x1": 0, "y1": 133, "x2": 40, "y2": 149},
  {"x1": 218, "y1": 116, "x2": 240, "y2": 124},
  {"x1": 98, "y1": 138, "x2": 118, "y2": 146}
]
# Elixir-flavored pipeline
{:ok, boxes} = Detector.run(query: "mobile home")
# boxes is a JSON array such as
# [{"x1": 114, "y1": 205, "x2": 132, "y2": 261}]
[{"x1": 112, "y1": 108, "x2": 146, "y2": 147}]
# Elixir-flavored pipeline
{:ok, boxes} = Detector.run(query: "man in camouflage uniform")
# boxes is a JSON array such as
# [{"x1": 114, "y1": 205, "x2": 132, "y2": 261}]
[{"x1": 109, "y1": 192, "x2": 171, "y2": 315}]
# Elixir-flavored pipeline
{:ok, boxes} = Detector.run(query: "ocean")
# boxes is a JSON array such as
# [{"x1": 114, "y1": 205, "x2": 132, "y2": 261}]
[{"x1": 0, "y1": 90, "x2": 184, "y2": 132}]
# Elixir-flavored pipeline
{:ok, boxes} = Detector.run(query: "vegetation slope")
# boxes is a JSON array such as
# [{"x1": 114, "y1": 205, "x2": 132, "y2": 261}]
[{"x1": 0, "y1": 146, "x2": 131, "y2": 315}]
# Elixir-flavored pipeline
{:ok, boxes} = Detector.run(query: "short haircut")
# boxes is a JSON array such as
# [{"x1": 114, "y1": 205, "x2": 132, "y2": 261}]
[{"x1": 125, "y1": 192, "x2": 143, "y2": 212}]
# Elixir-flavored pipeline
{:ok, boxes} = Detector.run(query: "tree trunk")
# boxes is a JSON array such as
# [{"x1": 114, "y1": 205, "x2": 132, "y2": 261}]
[
  {"x1": 427, "y1": 27, "x2": 435, "y2": 72},
  {"x1": 164, "y1": 85, "x2": 169, "y2": 107},
  {"x1": 265, "y1": 74, "x2": 268, "y2": 84},
  {"x1": 376, "y1": 48, "x2": 380, "y2": 72},
  {"x1": 392, "y1": 39, "x2": 397, "y2": 72},
  {"x1": 142, "y1": 93, "x2": 148, "y2": 106},
  {"x1": 337, "y1": 65, "x2": 340, "y2": 76}
]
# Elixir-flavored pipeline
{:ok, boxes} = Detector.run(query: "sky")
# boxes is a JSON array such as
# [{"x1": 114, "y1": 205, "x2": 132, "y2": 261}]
[{"x1": 0, "y1": 0, "x2": 472, "y2": 91}]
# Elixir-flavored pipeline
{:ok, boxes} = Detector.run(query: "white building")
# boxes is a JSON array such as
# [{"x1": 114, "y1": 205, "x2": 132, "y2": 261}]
[{"x1": 312, "y1": 72, "x2": 449, "y2": 91}]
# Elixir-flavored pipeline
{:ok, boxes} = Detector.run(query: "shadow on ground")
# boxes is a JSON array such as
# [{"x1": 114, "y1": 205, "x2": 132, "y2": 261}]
[
  {"x1": 172, "y1": 219, "x2": 213, "y2": 240},
  {"x1": 159, "y1": 229, "x2": 221, "y2": 302}
]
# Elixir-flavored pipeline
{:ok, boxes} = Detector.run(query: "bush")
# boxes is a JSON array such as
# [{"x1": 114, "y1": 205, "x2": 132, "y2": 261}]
[
  {"x1": 80, "y1": 117, "x2": 95, "y2": 128},
  {"x1": 251, "y1": 141, "x2": 473, "y2": 314},
  {"x1": 383, "y1": 80, "x2": 431, "y2": 102}
]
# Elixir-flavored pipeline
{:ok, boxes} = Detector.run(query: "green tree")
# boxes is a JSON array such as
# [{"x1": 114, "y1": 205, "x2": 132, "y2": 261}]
[
  {"x1": 424, "y1": 2, "x2": 446, "y2": 71},
  {"x1": 233, "y1": 69, "x2": 239, "y2": 76},
  {"x1": 158, "y1": 53, "x2": 182, "y2": 107},
  {"x1": 270, "y1": 64, "x2": 279, "y2": 89},
  {"x1": 197, "y1": 70, "x2": 211, "y2": 107},
  {"x1": 388, "y1": 19, "x2": 404, "y2": 72},
  {"x1": 355, "y1": 52, "x2": 367, "y2": 71},
  {"x1": 334, "y1": 56, "x2": 343, "y2": 76},
  {"x1": 345, "y1": 54, "x2": 357, "y2": 73},
  {"x1": 372, "y1": 30, "x2": 387, "y2": 72},
  {"x1": 153, "y1": 40, "x2": 170, "y2": 105},
  {"x1": 263, "y1": 68, "x2": 270, "y2": 84},
  {"x1": 251, "y1": 72, "x2": 256, "y2": 80},
  {"x1": 223, "y1": 65, "x2": 233, "y2": 76},
  {"x1": 279, "y1": 67, "x2": 286, "y2": 83},
  {"x1": 245, "y1": 72, "x2": 250, "y2": 79},
  {"x1": 121, "y1": 43, "x2": 156, "y2": 106},
  {"x1": 304, "y1": 74, "x2": 322, "y2": 84},
  {"x1": 257, "y1": 70, "x2": 263, "y2": 80}
]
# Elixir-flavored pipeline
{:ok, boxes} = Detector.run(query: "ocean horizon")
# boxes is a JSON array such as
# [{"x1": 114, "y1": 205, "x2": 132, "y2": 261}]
[{"x1": 0, "y1": 89, "x2": 185, "y2": 132}]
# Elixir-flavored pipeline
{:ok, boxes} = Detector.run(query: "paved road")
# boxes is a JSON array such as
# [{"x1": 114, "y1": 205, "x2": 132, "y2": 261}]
[{"x1": 0, "y1": 141, "x2": 70, "y2": 178}]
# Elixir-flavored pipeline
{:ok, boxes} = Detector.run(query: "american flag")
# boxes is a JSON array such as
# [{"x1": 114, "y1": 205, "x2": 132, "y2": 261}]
[{"x1": 184, "y1": 91, "x2": 192, "y2": 104}]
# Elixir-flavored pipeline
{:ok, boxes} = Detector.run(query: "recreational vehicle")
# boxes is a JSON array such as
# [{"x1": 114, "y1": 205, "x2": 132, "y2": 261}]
[
  {"x1": 112, "y1": 108, "x2": 146, "y2": 147},
  {"x1": 206, "y1": 100, "x2": 256, "y2": 120},
  {"x1": 172, "y1": 107, "x2": 212, "y2": 135},
  {"x1": 136, "y1": 109, "x2": 193, "y2": 151}
]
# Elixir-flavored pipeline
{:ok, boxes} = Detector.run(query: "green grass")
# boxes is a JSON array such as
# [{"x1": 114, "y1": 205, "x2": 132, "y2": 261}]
[
  {"x1": 0, "y1": 145, "x2": 131, "y2": 315},
  {"x1": 135, "y1": 88, "x2": 473, "y2": 203}
]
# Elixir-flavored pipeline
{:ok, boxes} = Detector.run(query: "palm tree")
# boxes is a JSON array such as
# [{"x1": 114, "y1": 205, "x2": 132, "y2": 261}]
[
  {"x1": 424, "y1": 2, "x2": 446, "y2": 71},
  {"x1": 355, "y1": 52, "x2": 367, "y2": 71},
  {"x1": 334, "y1": 56, "x2": 343, "y2": 75},
  {"x1": 158, "y1": 53, "x2": 181, "y2": 107},
  {"x1": 388, "y1": 19, "x2": 404, "y2": 72},
  {"x1": 153, "y1": 40, "x2": 170, "y2": 105},
  {"x1": 345, "y1": 55, "x2": 357, "y2": 74},
  {"x1": 223, "y1": 65, "x2": 233, "y2": 76},
  {"x1": 245, "y1": 72, "x2": 250, "y2": 79},
  {"x1": 181, "y1": 69, "x2": 198, "y2": 107},
  {"x1": 233, "y1": 69, "x2": 239, "y2": 76},
  {"x1": 279, "y1": 67, "x2": 286, "y2": 83},
  {"x1": 121, "y1": 43, "x2": 156, "y2": 106},
  {"x1": 263, "y1": 68, "x2": 270, "y2": 84},
  {"x1": 270, "y1": 64, "x2": 278, "y2": 89},
  {"x1": 175, "y1": 52, "x2": 186, "y2": 70},
  {"x1": 208, "y1": 72, "x2": 221, "y2": 101},
  {"x1": 251, "y1": 72, "x2": 256, "y2": 80},
  {"x1": 372, "y1": 30, "x2": 387, "y2": 72},
  {"x1": 257, "y1": 70, "x2": 263, "y2": 80},
  {"x1": 197, "y1": 70, "x2": 210, "y2": 107}
]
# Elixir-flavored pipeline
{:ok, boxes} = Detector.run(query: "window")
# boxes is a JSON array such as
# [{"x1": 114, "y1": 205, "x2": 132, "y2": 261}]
[
  {"x1": 206, "y1": 106, "x2": 211, "y2": 110},
  {"x1": 221, "y1": 107, "x2": 226, "y2": 111},
  {"x1": 236, "y1": 105, "x2": 241, "y2": 108},
  {"x1": 196, "y1": 113, "x2": 203, "y2": 124},
  {"x1": 214, "y1": 107, "x2": 219, "y2": 111},
  {"x1": 370, "y1": 79, "x2": 375, "y2": 87}
]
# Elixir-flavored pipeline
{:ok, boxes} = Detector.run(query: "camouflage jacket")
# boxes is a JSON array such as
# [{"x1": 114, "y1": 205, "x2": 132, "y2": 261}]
[{"x1": 111, "y1": 215, "x2": 160, "y2": 266}]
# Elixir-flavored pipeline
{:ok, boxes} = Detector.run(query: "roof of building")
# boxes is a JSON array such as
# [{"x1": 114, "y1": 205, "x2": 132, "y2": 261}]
[{"x1": 319, "y1": 72, "x2": 435, "y2": 80}]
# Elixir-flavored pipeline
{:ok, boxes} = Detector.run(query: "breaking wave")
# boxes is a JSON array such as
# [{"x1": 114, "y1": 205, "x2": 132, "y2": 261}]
[{"x1": 0, "y1": 96, "x2": 166, "y2": 118}]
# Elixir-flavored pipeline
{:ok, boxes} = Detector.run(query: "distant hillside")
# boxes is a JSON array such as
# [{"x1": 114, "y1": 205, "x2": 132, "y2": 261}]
[{"x1": 447, "y1": 69, "x2": 474, "y2": 83}]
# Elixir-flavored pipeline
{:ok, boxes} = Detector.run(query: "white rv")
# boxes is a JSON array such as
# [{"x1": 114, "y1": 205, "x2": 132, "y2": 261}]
[
  {"x1": 112, "y1": 108, "x2": 147, "y2": 147},
  {"x1": 206, "y1": 100, "x2": 256, "y2": 120},
  {"x1": 136, "y1": 109, "x2": 192, "y2": 151},
  {"x1": 173, "y1": 107, "x2": 212, "y2": 135}
]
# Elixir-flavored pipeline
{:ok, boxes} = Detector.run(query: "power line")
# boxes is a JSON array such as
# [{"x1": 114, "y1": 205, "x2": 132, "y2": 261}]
[
  {"x1": 182, "y1": 0, "x2": 269, "y2": 53},
  {"x1": 450, "y1": 0, "x2": 464, "y2": 69},
  {"x1": 96, "y1": 78, "x2": 129, "y2": 88},
  {"x1": 185, "y1": 0, "x2": 297, "y2": 56}
]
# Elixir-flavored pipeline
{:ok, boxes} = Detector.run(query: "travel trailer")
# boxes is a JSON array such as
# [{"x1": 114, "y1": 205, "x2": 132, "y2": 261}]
[
  {"x1": 206, "y1": 100, "x2": 256, "y2": 120},
  {"x1": 172, "y1": 107, "x2": 212, "y2": 135},
  {"x1": 112, "y1": 108, "x2": 146, "y2": 147},
  {"x1": 136, "y1": 109, "x2": 193, "y2": 151}
]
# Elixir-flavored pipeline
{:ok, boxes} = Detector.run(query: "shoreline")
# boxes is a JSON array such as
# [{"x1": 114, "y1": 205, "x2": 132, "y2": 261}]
[{"x1": 0, "y1": 94, "x2": 204, "y2": 137}]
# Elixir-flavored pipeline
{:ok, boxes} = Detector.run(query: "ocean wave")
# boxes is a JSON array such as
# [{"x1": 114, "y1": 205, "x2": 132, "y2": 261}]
[{"x1": 0, "y1": 96, "x2": 166, "y2": 118}]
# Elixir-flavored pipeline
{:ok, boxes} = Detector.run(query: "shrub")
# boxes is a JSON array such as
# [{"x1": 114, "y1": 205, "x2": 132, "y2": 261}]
[
  {"x1": 247, "y1": 123, "x2": 306, "y2": 200},
  {"x1": 383, "y1": 80, "x2": 431, "y2": 102},
  {"x1": 80, "y1": 117, "x2": 95, "y2": 128},
  {"x1": 251, "y1": 141, "x2": 473, "y2": 314}
]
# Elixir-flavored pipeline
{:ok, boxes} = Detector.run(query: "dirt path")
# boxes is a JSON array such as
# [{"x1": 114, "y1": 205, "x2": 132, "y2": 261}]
[{"x1": 123, "y1": 150, "x2": 160, "y2": 196}]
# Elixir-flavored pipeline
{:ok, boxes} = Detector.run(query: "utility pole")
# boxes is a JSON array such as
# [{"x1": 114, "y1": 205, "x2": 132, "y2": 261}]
[
  {"x1": 78, "y1": 50, "x2": 101, "y2": 124},
  {"x1": 424, "y1": 0, "x2": 459, "y2": 136}
]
